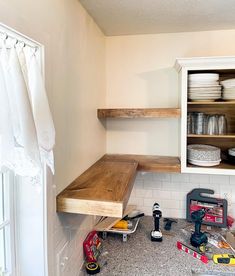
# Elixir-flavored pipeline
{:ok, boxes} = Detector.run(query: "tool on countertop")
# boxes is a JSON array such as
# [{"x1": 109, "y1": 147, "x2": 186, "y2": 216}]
[
  {"x1": 218, "y1": 240, "x2": 230, "y2": 249},
  {"x1": 164, "y1": 218, "x2": 177, "y2": 231},
  {"x1": 177, "y1": 241, "x2": 209, "y2": 264},
  {"x1": 151, "y1": 203, "x2": 162, "y2": 242},
  {"x1": 112, "y1": 220, "x2": 133, "y2": 230},
  {"x1": 226, "y1": 231, "x2": 235, "y2": 250},
  {"x1": 85, "y1": 262, "x2": 100, "y2": 275},
  {"x1": 123, "y1": 211, "x2": 145, "y2": 220},
  {"x1": 213, "y1": 254, "x2": 235, "y2": 265},
  {"x1": 190, "y1": 209, "x2": 208, "y2": 248},
  {"x1": 83, "y1": 231, "x2": 102, "y2": 274},
  {"x1": 187, "y1": 188, "x2": 228, "y2": 228},
  {"x1": 218, "y1": 233, "x2": 235, "y2": 254}
]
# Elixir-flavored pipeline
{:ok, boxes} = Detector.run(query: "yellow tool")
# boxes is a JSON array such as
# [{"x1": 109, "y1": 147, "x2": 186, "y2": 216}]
[
  {"x1": 213, "y1": 254, "x2": 235, "y2": 265},
  {"x1": 218, "y1": 240, "x2": 230, "y2": 249},
  {"x1": 112, "y1": 220, "x2": 132, "y2": 230}
]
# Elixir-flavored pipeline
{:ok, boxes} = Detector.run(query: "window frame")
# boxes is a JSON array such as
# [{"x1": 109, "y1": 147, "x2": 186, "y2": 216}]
[{"x1": 0, "y1": 171, "x2": 16, "y2": 276}]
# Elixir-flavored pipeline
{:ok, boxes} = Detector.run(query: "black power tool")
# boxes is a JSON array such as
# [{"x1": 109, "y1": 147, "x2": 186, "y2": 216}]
[
  {"x1": 190, "y1": 209, "x2": 208, "y2": 248},
  {"x1": 151, "y1": 203, "x2": 162, "y2": 242}
]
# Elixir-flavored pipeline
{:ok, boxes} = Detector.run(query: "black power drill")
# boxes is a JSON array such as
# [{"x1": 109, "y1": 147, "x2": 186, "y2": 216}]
[{"x1": 190, "y1": 209, "x2": 208, "y2": 248}]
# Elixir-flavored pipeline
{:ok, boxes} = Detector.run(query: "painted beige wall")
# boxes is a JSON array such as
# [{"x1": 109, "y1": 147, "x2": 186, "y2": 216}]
[
  {"x1": 0, "y1": 1, "x2": 106, "y2": 275},
  {"x1": 106, "y1": 29, "x2": 235, "y2": 156},
  {"x1": 0, "y1": 0, "x2": 106, "y2": 193}
]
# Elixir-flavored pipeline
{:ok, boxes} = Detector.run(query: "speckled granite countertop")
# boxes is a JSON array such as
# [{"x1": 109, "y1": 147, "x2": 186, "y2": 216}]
[{"x1": 84, "y1": 217, "x2": 235, "y2": 276}]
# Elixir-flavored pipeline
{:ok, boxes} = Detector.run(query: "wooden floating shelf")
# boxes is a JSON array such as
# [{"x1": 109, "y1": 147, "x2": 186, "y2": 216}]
[
  {"x1": 187, "y1": 134, "x2": 235, "y2": 139},
  {"x1": 57, "y1": 154, "x2": 181, "y2": 217},
  {"x1": 101, "y1": 154, "x2": 181, "y2": 173},
  {"x1": 57, "y1": 159, "x2": 138, "y2": 218},
  {"x1": 97, "y1": 108, "x2": 181, "y2": 119},
  {"x1": 188, "y1": 101, "x2": 235, "y2": 105}
]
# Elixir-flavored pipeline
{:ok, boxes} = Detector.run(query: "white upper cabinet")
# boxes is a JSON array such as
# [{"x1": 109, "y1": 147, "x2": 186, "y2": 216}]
[{"x1": 175, "y1": 57, "x2": 235, "y2": 175}]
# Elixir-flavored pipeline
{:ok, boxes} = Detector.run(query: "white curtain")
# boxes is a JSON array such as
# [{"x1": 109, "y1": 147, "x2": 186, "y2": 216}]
[{"x1": 0, "y1": 42, "x2": 55, "y2": 176}]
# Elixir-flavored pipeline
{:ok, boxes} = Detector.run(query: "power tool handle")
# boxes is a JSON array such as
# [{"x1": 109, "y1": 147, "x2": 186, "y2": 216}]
[
  {"x1": 195, "y1": 220, "x2": 201, "y2": 234},
  {"x1": 155, "y1": 217, "x2": 160, "y2": 231}
]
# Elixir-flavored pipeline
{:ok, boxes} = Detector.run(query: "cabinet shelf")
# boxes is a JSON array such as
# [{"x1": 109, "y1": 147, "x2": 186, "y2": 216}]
[
  {"x1": 97, "y1": 108, "x2": 181, "y2": 119},
  {"x1": 188, "y1": 101, "x2": 235, "y2": 105},
  {"x1": 187, "y1": 161, "x2": 235, "y2": 170},
  {"x1": 187, "y1": 134, "x2": 235, "y2": 139}
]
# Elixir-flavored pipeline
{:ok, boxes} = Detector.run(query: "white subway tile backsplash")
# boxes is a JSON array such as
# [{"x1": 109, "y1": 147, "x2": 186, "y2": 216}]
[
  {"x1": 189, "y1": 174, "x2": 210, "y2": 184},
  {"x1": 171, "y1": 173, "x2": 189, "y2": 183},
  {"x1": 160, "y1": 199, "x2": 180, "y2": 209},
  {"x1": 179, "y1": 200, "x2": 187, "y2": 210},
  {"x1": 210, "y1": 175, "x2": 229, "y2": 185},
  {"x1": 153, "y1": 173, "x2": 171, "y2": 182},
  {"x1": 163, "y1": 209, "x2": 183, "y2": 219},
  {"x1": 134, "y1": 179, "x2": 144, "y2": 189},
  {"x1": 128, "y1": 196, "x2": 144, "y2": 206},
  {"x1": 140, "y1": 206, "x2": 152, "y2": 216},
  {"x1": 136, "y1": 171, "x2": 145, "y2": 180},
  {"x1": 179, "y1": 182, "x2": 199, "y2": 192},
  {"x1": 171, "y1": 191, "x2": 186, "y2": 201},
  {"x1": 199, "y1": 183, "x2": 220, "y2": 194},
  {"x1": 143, "y1": 198, "x2": 157, "y2": 207},
  {"x1": 161, "y1": 181, "x2": 178, "y2": 191},
  {"x1": 152, "y1": 190, "x2": 171, "y2": 199},
  {"x1": 131, "y1": 172, "x2": 235, "y2": 219},
  {"x1": 143, "y1": 180, "x2": 162, "y2": 189},
  {"x1": 140, "y1": 172, "x2": 153, "y2": 181},
  {"x1": 230, "y1": 176, "x2": 235, "y2": 185},
  {"x1": 135, "y1": 188, "x2": 153, "y2": 198}
]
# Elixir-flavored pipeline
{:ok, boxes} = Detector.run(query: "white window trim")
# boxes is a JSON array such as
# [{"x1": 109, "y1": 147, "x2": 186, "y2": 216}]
[{"x1": 0, "y1": 171, "x2": 16, "y2": 276}]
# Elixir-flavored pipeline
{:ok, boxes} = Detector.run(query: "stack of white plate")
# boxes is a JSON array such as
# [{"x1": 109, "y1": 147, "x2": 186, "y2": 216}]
[
  {"x1": 221, "y1": 78, "x2": 235, "y2": 101},
  {"x1": 187, "y1": 144, "x2": 221, "y2": 167},
  {"x1": 188, "y1": 73, "x2": 221, "y2": 102}
]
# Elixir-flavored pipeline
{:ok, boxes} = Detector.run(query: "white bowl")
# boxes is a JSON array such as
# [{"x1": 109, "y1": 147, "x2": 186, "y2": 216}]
[
  {"x1": 187, "y1": 144, "x2": 221, "y2": 161},
  {"x1": 221, "y1": 78, "x2": 235, "y2": 88},
  {"x1": 228, "y1": 148, "x2": 235, "y2": 157},
  {"x1": 189, "y1": 73, "x2": 219, "y2": 82}
]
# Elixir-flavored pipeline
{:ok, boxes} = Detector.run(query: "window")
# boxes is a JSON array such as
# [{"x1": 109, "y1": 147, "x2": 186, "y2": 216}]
[
  {"x1": 0, "y1": 171, "x2": 15, "y2": 276},
  {"x1": 0, "y1": 22, "x2": 54, "y2": 276}
]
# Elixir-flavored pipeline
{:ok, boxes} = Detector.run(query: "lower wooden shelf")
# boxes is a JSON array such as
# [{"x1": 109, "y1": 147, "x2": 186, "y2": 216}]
[
  {"x1": 101, "y1": 154, "x2": 181, "y2": 173},
  {"x1": 57, "y1": 159, "x2": 137, "y2": 217},
  {"x1": 56, "y1": 154, "x2": 181, "y2": 217}
]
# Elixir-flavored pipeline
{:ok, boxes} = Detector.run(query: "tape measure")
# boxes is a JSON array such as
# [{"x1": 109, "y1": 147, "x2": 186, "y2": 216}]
[
  {"x1": 213, "y1": 254, "x2": 235, "y2": 265},
  {"x1": 85, "y1": 262, "x2": 100, "y2": 275}
]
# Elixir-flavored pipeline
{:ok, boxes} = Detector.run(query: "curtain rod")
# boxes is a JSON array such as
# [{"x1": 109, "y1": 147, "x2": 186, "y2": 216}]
[{"x1": 0, "y1": 31, "x2": 38, "y2": 51}]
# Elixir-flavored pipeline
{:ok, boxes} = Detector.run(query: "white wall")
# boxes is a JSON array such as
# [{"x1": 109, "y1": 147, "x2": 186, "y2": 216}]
[
  {"x1": 106, "y1": 29, "x2": 235, "y2": 155},
  {"x1": 0, "y1": 1, "x2": 106, "y2": 275}
]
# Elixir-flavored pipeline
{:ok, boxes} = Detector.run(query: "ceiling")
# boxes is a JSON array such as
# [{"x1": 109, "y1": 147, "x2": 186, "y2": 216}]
[{"x1": 79, "y1": 0, "x2": 235, "y2": 36}]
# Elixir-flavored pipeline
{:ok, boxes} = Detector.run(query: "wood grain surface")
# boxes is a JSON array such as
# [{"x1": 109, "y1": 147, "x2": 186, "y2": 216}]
[
  {"x1": 97, "y1": 108, "x2": 181, "y2": 118},
  {"x1": 101, "y1": 154, "x2": 181, "y2": 173},
  {"x1": 56, "y1": 159, "x2": 138, "y2": 217}
]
